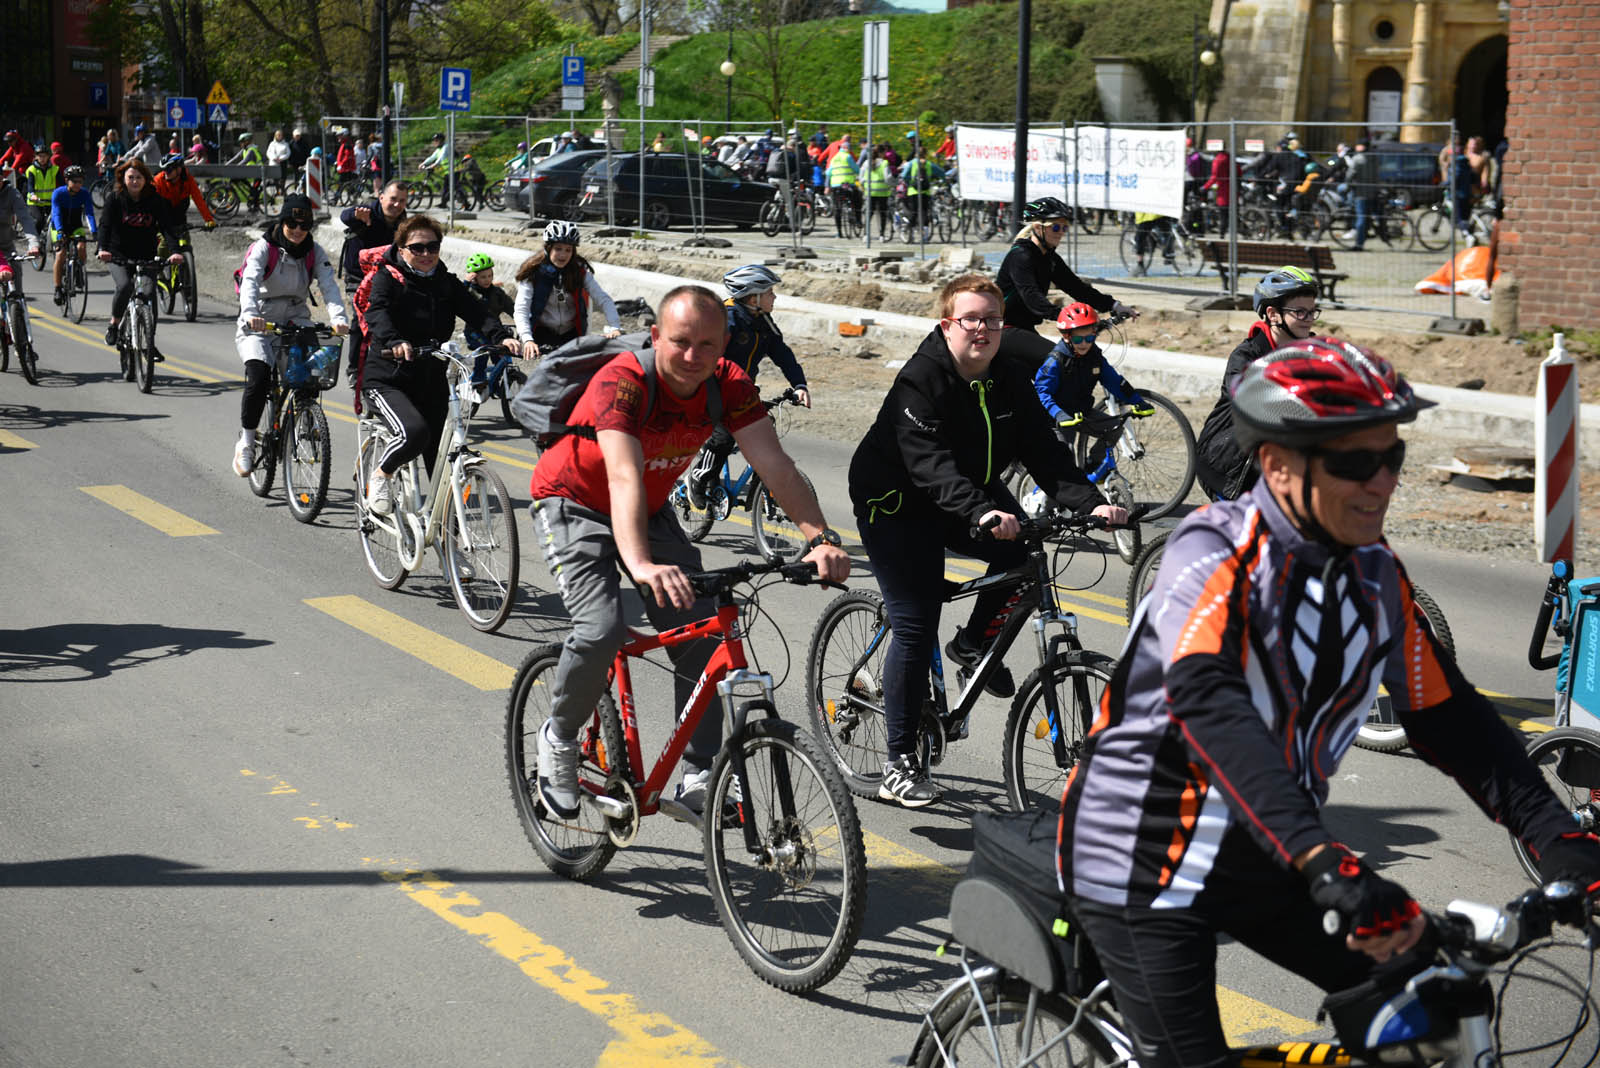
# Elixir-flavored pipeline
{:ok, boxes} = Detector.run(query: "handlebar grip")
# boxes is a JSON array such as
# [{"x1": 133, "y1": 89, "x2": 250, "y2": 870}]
[{"x1": 1530, "y1": 592, "x2": 1562, "y2": 671}]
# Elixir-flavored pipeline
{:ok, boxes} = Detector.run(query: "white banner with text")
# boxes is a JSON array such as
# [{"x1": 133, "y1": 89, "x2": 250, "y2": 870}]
[{"x1": 954, "y1": 125, "x2": 1185, "y2": 218}]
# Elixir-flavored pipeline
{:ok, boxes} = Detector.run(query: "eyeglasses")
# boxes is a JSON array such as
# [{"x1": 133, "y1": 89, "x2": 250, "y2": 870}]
[
  {"x1": 948, "y1": 315, "x2": 1005, "y2": 332},
  {"x1": 1307, "y1": 440, "x2": 1406, "y2": 482},
  {"x1": 404, "y1": 240, "x2": 442, "y2": 255},
  {"x1": 1281, "y1": 306, "x2": 1322, "y2": 322},
  {"x1": 1068, "y1": 332, "x2": 1096, "y2": 344},
  {"x1": 1047, "y1": 223, "x2": 1064, "y2": 232}
]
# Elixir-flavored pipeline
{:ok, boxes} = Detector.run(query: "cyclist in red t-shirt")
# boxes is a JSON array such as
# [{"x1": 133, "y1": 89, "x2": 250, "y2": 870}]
[{"x1": 526, "y1": 285, "x2": 850, "y2": 823}]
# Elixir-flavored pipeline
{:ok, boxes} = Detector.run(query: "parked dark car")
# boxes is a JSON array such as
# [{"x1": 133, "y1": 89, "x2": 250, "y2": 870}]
[
  {"x1": 510, "y1": 149, "x2": 609, "y2": 218},
  {"x1": 1368, "y1": 142, "x2": 1445, "y2": 208},
  {"x1": 581, "y1": 153, "x2": 774, "y2": 230}
]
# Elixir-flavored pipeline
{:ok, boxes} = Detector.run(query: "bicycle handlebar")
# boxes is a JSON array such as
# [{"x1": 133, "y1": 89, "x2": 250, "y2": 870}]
[
  {"x1": 1429, "y1": 880, "x2": 1591, "y2": 965},
  {"x1": 266, "y1": 321, "x2": 338, "y2": 338},
  {"x1": 763, "y1": 387, "x2": 804, "y2": 411},
  {"x1": 686, "y1": 557, "x2": 842, "y2": 599},
  {"x1": 973, "y1": 503, "x2": 1148, "y2": 541}
]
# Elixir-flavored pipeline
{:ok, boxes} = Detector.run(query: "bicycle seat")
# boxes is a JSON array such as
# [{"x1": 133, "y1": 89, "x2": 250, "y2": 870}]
[{"x1": 948, "y1": 876, "x2": 1061, "y2": 992}]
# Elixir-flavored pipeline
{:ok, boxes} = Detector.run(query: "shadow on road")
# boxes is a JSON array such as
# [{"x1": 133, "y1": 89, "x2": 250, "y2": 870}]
[
  {"x1": 0, "y1": 854, "x2": 552, "y2": 888},
  {"x1": 0, "y1": 399, "x2": 169, "y2": 432},
  {"x1": 0, "y1": 622, "x2": 273, "y2": 683}
]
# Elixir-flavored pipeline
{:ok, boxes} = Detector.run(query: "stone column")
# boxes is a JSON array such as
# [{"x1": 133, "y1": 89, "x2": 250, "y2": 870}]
[
  {"x1": 1401, "y1": 0, "x2": 1434, "y2": 142},
  {"x1": 1328, "y1": 0, "x2": 1353, "y2": 122}
]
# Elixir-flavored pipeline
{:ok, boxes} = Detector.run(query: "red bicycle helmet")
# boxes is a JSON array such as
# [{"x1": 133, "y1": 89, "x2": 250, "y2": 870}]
[
  {"x1": 1056, "y1": 302, "x2": 1099, "y2": 332},
  {"x1": 1231, "y1": 338, "x2": 1434, "y2": 453}
]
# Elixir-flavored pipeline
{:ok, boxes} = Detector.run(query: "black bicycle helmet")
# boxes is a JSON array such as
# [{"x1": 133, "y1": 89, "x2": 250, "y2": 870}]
[
  {"x1": 1231, "y1": 338, "x2": 1433, "y2": 454},
  {"x1": 64, "y1": 165, "x2": 85, "y2": 182},
  {"x1": 1252, "y1": 266, "x2": 1319, "y2": 317},
  {"x1": 1022, "y1": 196, "x2": 1071, "y2": 221},
  {"x1": 160, "y1": 152, "x2": 184, "y2": 170}
]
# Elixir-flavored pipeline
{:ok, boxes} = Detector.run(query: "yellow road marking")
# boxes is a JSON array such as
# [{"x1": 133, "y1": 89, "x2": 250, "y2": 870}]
[
  {"x1": 161, "y1": 355, "x2": 233, "y2": 384},
  {"x1": 27, "y1": 314, "x2": 102, "y2": 347},
  {"x1": 1217, "y1": 988, "x2": 1322, "y2": 1042},
  {"x1": 322, "y1": 404, "x2": 538, "y2": 473},
  {"x1": 378, "y1": 866, "x2": 741, "y2": 1067},
  {"x1": 80, "y1": 483, "x2": 217, "y2": 536},
  {"x1": 304, "y1": 595, "x2": 515, "y2": 690},
  {"x1": 0, "y1": 429, "x2": 39, "y2": 449}
]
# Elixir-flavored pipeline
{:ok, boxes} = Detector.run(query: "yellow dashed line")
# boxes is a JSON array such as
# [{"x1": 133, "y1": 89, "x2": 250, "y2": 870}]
[
  {"x1": 80, "y1": 483, "x2": 218, "y2": 536},
  {"x1": 304, "y1": 595, "x2": 515, "y2": 690}
]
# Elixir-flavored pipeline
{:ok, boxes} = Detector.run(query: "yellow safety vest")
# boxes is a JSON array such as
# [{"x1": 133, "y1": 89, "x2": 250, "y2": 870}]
[
  {"x1": 828, "y1": 150, "x2": 858, "y2": 188},
  {"x1": 25, "y1": 163, "x2": 60, "y2": 207},
  {"x1": 864, "y1": 160, "x2": 891, "y2": 198}
]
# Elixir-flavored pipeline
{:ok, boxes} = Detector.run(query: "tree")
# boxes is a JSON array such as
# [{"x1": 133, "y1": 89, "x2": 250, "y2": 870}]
[{"x1": 724, "y1": 0, "x2": 831, "y2": 122}]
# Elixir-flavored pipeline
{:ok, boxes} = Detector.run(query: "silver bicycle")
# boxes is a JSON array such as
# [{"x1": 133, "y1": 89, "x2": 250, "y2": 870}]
[{"x1": 354, "y1": 341, "x2": 520, "y2": 633}]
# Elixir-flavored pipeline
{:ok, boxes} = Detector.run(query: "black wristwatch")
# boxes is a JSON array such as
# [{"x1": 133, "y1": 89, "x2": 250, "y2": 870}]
[{"x1": 806, "y1": 528, "x2": 843, "y2": 550}]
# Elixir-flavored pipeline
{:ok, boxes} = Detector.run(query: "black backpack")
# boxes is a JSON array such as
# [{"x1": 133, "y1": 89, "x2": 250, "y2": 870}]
[{"x1": 510, "y1": 332, "x2": 722, "y2": 448}]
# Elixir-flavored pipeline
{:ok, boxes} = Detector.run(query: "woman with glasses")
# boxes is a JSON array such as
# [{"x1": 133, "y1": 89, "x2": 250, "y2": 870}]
[
  {"x1": 359, "y1": 214, "x2": 530, "y2": 516},
  {"x1": 846, "y1": 274, "x2": 1125, "y2": 808},
  {"x1": 995, "y1": 196, "x2": 1137, "y2": 372},
  {"x1": 232, "y1": 195, "x2": 351, "y2": 477},
  {"x1": 1194, "y1": 267, "x2": 1322, "y2": 500}
]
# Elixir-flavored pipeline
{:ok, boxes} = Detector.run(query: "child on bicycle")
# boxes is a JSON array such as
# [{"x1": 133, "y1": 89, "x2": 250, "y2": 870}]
[
  {"x1": 461, "y1": 251, "x2": 516, "y2": 386},
  {"x1": 686, "y1": 264, "x2": 810, "y2": 509},
  {"x1": 1033, "y1": 302, "x2": 1153, "y2": 469},
  {"x1": 512, "y1": 220, "x2": 622, "y2": 354},
  {"x1": 232, "y1": 195, "x2": 350, "y2": 478}
]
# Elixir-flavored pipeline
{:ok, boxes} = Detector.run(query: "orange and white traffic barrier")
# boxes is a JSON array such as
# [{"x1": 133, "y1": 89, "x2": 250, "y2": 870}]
[
  {"x1": 305, "y1": 156, "x2": 324, "y2": 213},
  {"x1": 1536, "y1": 332, "x2": 1579, "y2": 563}
]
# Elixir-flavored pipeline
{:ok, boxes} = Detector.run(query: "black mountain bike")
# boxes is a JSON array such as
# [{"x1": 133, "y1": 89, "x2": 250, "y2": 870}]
[
  {"x1": 246, "y1": 322, "x2": 339, "y2": 523},
  {"x1": 805, "y1": 510, "x2": 1133, "y2": 812}
]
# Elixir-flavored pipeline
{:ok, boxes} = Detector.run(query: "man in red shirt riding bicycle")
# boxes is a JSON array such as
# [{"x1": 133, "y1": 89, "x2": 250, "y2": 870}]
[{"x1": 526, "y1": 285, "x2": 850, "y2": 822}]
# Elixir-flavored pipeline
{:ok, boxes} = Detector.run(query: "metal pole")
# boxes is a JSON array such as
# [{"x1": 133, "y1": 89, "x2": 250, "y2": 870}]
[
  {"x1": 1067, "y1": 121, "x2": 1077, "y2": 270},
  {"x1": 379, "y1": 0, "x2": 391, "y2": 185},
  {"x1": 1448, "y1": 118, "x2": 1458, "y2": 321},
  {"x1": 1012, "y1": 0, "x2": 1031, "y2": 234},
  {"x1": 638, "y1": 10, "x2": 649, "y2": 235},
  {"x1": 865, "y1": 107, "x2": 873, "y2": 249},
  {"x1": 525, "y1": 116, "x2": 535, "y2": 229},
  {"x1": 446, "y1": 112, "x2": 455, "y2": 230},
  {"x1": 695, "y1": 118, "x2": 706, "y2": 238},
  {"x1": 725, "y1": 28, "x2": 734, "y2": 130},
  {"x1": 1189, "y1": 12, "x2": 1200, "y2": 128},
  {"x1": 1228, "y1": 119, "x2": 1238, "y2": 306}
]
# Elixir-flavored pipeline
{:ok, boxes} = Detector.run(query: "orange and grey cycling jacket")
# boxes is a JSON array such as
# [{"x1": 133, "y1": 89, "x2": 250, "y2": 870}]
[{"x1": 1058, "y1": 482, "x2": 1574, "y2": 909}]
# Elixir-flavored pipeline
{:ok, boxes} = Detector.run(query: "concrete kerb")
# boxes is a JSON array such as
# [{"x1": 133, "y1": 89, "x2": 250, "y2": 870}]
[{"x1": 444, "y1": 232, "x2": 1600, "y2": 459}]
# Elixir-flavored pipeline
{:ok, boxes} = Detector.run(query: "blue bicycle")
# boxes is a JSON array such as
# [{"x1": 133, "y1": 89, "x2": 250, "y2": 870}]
[
  {"x1": 465, "y1": 348, "x2": 529, "y2": 433},
  {"x1": 669, "y1": 389, "x2": 813, "y2": 563}
]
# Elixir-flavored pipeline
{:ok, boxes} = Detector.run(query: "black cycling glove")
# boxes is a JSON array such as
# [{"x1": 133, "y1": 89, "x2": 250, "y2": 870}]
[
  {"x1": 1536, "y1": 832, "x2": 1600, "y2": 895},
  {"x1": 1302, "y1": 842, "x2": 1421, "y2": 939}
]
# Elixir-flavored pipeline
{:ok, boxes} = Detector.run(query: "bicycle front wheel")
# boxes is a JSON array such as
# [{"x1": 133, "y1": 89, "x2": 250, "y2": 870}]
[
  {"x1": 751, "y1": 471, "x2": 813, "y2": 563},
  {"x1": 1415, "y1": 206, "x2": 1452, "y2": 252},
  {"x1": 1124, "y1": 529, "x2": 1171, "y2": 624},
  {"x1": 1102, "y1": 391, "x2": 1196, "y2": 520},
  {"x1": 1117, "y1": 228, "x2": 1143, "y2": 275},
  {"x1": 133, "y1": 304, "x2": 156, "y2": 394},
  {"x1": 356, "y1": 432, "x2": 408, "y2": 589},
  {"x1": 670, "y1": 467, "x2": 717, "y2": 542},
  {"x1": 445, "y1": 462, "x2": 519, "y2": 633},
  {"x1": 6, "y1": 301, "x2": 35, "y2": 384},
  {"x1": 1003, "y1": 650, "x2": 1116, "y2": 813},
  {"x1": 282, "y1": 399, "x2": 331, "y2": 523},
  {"x1": 250, "y1": 395, "x2": 278, "y2": 498},
  {"x1": 181, "y1": 252, "x2": 198, "y2": 322},
  {"x1": 505, "y1": 643, "x2": 624, "y2": 881},
  {"x1": 704, "y1": 717, "x2": 867, "y2": 993},
  {"x1": 1353, "y1": 584, "x2": 1454, "y2": 753},
  {"x1": 1106, "y1": 478, "x2": 1141, "y2": 565},
  {"x1": 912, "y1": 974, "x2": 1118, "y2": 1068},
  {"x1": 804, "y1": 590, "x2": 892, "y2": 798},
  {"x1": 70, "y1": 264, "x2": 89, "y2": 322},
  {"x1": 206, "y1": 183, "x2": 239, "y2": 219}
]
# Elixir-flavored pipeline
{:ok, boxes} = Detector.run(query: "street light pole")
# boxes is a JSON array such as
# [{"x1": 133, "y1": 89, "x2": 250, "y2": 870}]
[
  {"x1": 721, "y1": 27, "x2": 736, "y2": 131},
  {"x1": 379, "y1": 0, "x2": 391, "y2": 185},
  {"x1": 1190, "y1": 14, "x2": 1218, "y2": 141},
  {"x1": 1012, "y1": 0, "x2": 1031, "y2": 232}
]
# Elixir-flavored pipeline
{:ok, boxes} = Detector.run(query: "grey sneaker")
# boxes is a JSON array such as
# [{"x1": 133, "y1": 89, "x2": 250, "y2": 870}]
[
  {"x1": 879, "y1": 755, "x2": 941, "y2": 808},
  {"x1": 536, "y1": 719, "x2": 580, "y2": 819},
  {"x1": 663, "y1": 767, "x2": 742, "y2": 825}
]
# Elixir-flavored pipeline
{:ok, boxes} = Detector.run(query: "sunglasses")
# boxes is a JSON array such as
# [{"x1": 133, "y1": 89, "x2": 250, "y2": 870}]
[
  {"x1": 1047, "y1": 223, "x2": 1064, "y2": 232},
  {"x1": 1068, "y1": 332, "x2": 1096, "y2": 344},
  {"x1": 404, "y1": 240, "x2": 442, "y2": 254},
  {"x1": 1307, "y1": 440, "x2": 1406, "y2": 482},
  {"x1": 282, "y1": 219, "x2": 311, "y2": 231}
]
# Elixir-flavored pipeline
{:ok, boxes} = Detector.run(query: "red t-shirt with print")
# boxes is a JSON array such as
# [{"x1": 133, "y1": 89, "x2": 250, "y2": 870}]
[{"x1": 529, "y1": 352, "x2": 764, "y2": 514}]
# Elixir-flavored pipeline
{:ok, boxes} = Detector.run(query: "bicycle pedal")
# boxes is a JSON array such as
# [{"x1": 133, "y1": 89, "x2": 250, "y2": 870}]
[
  {"x1": 584, "y1": 793, "x2": 630, "y2": 819},
  {"x1": 658, "y1": 796, "x2": 703, "y2": 830}
]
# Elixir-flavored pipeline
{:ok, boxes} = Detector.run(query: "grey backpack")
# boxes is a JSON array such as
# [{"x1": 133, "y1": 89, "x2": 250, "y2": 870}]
[{"x1": 510, "y1": 331, "x2": 722, "y2": 448}]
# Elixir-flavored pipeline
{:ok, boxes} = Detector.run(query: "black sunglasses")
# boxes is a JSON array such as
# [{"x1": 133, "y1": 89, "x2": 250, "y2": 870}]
[
  {"x1": 1307, "y1": 440, "x2": 1406, "y2": 482},
  {"x1": 404, "y1": 240, "x2": 442, "y2": 254}
]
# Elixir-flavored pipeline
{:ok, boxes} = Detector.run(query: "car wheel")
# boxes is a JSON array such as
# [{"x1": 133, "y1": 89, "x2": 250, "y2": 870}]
[{"x1": 643, "y1": 199, "x2": 672, "y2": 231}]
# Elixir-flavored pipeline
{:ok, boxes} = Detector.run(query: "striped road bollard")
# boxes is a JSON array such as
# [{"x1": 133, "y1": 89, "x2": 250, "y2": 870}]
[
  {"x1": 1536, "y1": 332, "x2": 1578, "y2": 563},
  {"x1": 305, "y1": 156, "x2": 324, "y2": 214}
]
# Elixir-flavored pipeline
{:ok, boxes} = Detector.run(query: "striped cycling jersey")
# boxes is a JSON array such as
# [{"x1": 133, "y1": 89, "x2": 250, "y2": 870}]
[{"x1": 1057, "y1": 480, "x2": 1573, "y2": 909}]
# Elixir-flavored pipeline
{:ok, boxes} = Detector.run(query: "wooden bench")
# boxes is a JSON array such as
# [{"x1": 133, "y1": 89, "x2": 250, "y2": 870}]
[{"x1": 1200, "y1": 240, "x2": 1349, "y2": 304}]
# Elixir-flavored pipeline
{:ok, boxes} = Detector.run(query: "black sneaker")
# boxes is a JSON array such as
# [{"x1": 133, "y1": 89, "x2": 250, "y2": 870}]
[
  {"x1": 686, "y1": 470, "x2": 714, "y2": 510},
  {"x1": 53, "y1": 286, "x2": 64, "y2": 305},
  {"x1": 105, "y1": 323, "x2": 118, "y2": 347},
  {"x1": 879, "y1": 755, "x2": 941, "y2": 808},
  {"x1": 945, "y1": 633, "x2": 1015, "y2": 698}
]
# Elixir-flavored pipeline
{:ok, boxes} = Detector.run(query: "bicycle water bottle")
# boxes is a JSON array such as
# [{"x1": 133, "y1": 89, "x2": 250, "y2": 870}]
[
  {"x1": 308, "y1": 344, "x2": 340, "y2": 389},
  {"x1": 283, "y1": 343, "x2": 310, "y2": 387}
]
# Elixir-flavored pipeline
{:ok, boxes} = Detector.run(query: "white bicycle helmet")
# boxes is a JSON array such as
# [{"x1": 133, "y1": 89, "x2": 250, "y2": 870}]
[
  {"x1": 723, "y1": 264, "x2": 781, "y2": 299},
  {"x1": 542, "y1": 219, "x2": 581, "y2": 246}
]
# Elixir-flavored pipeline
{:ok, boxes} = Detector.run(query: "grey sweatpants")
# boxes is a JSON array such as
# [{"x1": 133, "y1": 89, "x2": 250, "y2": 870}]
[{"x1": 533, "y1": 495, "x2": 722, "y2": 773}]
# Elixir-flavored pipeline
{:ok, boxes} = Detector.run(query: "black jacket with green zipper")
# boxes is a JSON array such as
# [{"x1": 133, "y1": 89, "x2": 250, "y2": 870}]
[{"x1": 848, "y1": 326, "x2": 1101, "y2": 528}]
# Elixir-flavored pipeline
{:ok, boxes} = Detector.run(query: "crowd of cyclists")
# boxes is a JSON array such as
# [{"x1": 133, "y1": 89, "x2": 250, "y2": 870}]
[{"x1": 6, "y1": 126, "x2": 1599, "y2": 1056}]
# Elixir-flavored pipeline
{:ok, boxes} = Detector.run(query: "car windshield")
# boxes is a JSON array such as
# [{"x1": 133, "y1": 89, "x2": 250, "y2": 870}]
[
  {"x1": 584, "y1": 158, "x2": 619, "y2": 180},
  {"x1": 702, "y1": 160, "x2": 737, "y2": 181}
]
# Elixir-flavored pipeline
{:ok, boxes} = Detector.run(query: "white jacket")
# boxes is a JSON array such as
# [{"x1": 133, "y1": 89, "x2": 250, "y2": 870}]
[{"x1": 234, "y1": 237, "x2": 348, "y2": 364}]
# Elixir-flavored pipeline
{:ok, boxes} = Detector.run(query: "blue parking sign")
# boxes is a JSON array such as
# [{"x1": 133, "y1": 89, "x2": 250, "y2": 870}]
[
  {"x1": 440, "y1": 67, "x2": 471, "y2": 112},
  {"x1": 562, "y1": 56, "x2": 585, "y2": 86},
  {"x1": 89, "y1": 83, "x2": 109, "y2": 110}
]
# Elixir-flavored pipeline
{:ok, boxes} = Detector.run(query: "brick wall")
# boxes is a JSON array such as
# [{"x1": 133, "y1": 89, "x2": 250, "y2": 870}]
[{"x1": 1500, "y1": 0, "x2": 1600, "y2": 331}]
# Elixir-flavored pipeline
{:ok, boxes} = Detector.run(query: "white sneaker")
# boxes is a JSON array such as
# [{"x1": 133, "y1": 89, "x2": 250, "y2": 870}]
[
  {"x1": 366, "y1": 470, "x2": 393, "y2": 516},
  {"x1": 232, "y1": 435, "x2": 254, "y2": 477},
  {"x1": 536, "y1": 720, "x2": 580, "y2": 819},
  {"x1": 1338, "y1": 230, "x2": 1357, "y2": 242}
]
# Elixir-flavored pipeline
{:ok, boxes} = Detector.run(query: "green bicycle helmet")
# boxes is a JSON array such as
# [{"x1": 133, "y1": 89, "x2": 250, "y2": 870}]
[
  {"x1": 1252, "y1": 266, "x2": 1319, "y2": 318},
  {"x1": 463, "y1": 252, "x2": 494, "y2": 274}
]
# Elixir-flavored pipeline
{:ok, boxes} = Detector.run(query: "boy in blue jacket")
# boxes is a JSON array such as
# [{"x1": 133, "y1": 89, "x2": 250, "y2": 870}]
[{"x1": 1034, "y1": 302, "x2": 1152, "y2": 469}]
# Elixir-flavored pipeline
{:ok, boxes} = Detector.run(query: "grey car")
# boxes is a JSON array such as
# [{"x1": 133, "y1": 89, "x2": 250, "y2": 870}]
[{"x1": 510, "y1": 149, "x2": 610, "y2": 219}]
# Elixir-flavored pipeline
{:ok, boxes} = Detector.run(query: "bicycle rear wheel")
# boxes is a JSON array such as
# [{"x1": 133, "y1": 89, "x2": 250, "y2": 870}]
[
  {"x1": 1092, "y1": 392, "x2": 1196, "y2": 521},
  {"x1": 1513, "y1": 727, "x2": 1600, "y2": 883},
  {"x1": 1002, "y1": 651, "x2": 1115, "y2": 813},
  {"x1": 804, "y1": 590, "x2": 892, "y2": 798},
  {"x1": 444, "y1": 462, "x2": 519, "y2": 633},
  {"x1": 1415, "y1": 206, "x2": 1452, "y2": 252},
  {"x1": 1124, "y1": 529, "x2": 1171, "y2": 624},
  {"x1": 670, "y1": 467, "x2": 717, "y2": 542},
  {"x1": 282, "y1": 399, "x2": 331, "y2": 523},
  {"x1": 160, "y1": 264, "x2": 177, "y2": 315},
  {"x1": 132, "y1": 304, "x2": 156, "y2": 394},
  {"x1": 356, "y1": 432, "x2": 409, "y2": 589},
  {"x1": 505, "y1": 643, "x2": 625, "y2": 881},
  {"x1": 1117, "y1": 228, "x2": 1143, "y2": 275},
  {"x1": 912, "y1": 974, "x2": 1119, "y2": 1068},
  {"x1": 759, "y1": 201, "x2": 783, "y2": 238},
  {"x1": 498, "y1": 364, "x2": 527, "y2": 432},
  {"x1": 206, "y1": 183, "x2": 239, "y2": 220},
  {"x1": 704, "y1": 717, "x2": 867, "y2": 993},
  {"x1": 1105, "y1": 478, "x2": 1141, "y2": 565},
  {"x1": 0, "y1": 306, "x2": 11, "y2": 372},
  {"x1": 751, "y1": 471, "x2": 813, "y2": 563}
]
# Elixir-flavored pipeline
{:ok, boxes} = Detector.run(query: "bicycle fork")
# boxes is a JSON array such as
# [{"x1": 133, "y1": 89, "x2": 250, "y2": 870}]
[{"x1": 717, "y1": 668, "x2": 794, "y2": 860}]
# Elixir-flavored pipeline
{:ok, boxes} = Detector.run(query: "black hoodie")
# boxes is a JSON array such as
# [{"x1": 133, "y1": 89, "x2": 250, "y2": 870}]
[
  {"x1": 848, "y1": 326, "x2": 1100, "y2": 528},
  {"x1": 1194, "y1": 320, "x2": 1276, "y2": 501},
  {"x1": 996, "y1": 237, "x2": 1114, "y2": 330},
  {"x1": 362, "y1": 245, "x2": 510, "y2": 390}
]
